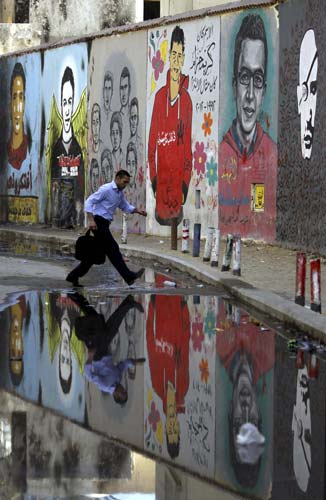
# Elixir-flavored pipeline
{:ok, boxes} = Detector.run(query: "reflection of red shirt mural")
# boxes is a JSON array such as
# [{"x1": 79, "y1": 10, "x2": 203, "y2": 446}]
[
  {"x1": 146, "y1": 275, "x2": 190, "y2": 414},
  {"x1": 148, "y1": 70, "x2": 192, "y2": 225},
  {"x1": 216, "y1": 302, "x2": 275, "y2": 382},
  {"x1": 218, "y1": 123, "x2": 277, "y2": 242}
]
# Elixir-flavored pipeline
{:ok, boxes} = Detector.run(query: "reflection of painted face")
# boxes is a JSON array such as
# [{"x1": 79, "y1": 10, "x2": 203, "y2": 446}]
[
  {"x1": 120, "y1": 76, "x2": 130, "y2": 107},
  {"x1": 103, "y1": 79, "x2": 112, "y2": 111},
  {"x1": 292, "y1": 367, "x2": 311, "y2": 492},
  {"x1": 297, "y1": 30, "x2": 318, "y2": 160},
  {"x1": 92, "y1": 109, "x2": 100, "y2": 145},
  {"x1": 61, "y1": 81, "x2": 73, "y2": 135},
  {"x1": 60, "y1": 317, "x2": 72, "y2": 382},
  {"x1": 232, "y1": 364, "x2": 260, "y2": 461},
  {"x1": 165, "y1": 383, "x2": 180, "y2": 444},
  {"x1": 111, "y1": 122, "x2": 121, "y2": 151},
  {"x1": 11, "y1": 76, "x2": 25, "y2": 136},
  {"x1": 169, "y1": 42, "x2": 184, "y2": 83},
  {"x1": 234, "y1": 38, "x2": 266, "y2": 138},
  {"x1": 129, "y1": 104, "x2": 138, "y2": 136}
]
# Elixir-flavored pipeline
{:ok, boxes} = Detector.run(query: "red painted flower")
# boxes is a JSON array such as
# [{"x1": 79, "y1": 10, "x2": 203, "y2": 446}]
[
  {"x1": 193, "y1": 142, "x2": 207, "y2": 175},
  {"x1": 199, "y1": 358, "x2": 209, "y2": 384},
  {"x1": 152, "y1": 50, "x2": 164, "y2": 81},
  {"x1": 191, "y1": 320, "x2": 204, "y2": 351},
  {"x1": 148, "y1": 401, "x2": 160, "y2": 431},
  {"x1": 202, "y1": 112, "x2": 213, "y2": 137}
]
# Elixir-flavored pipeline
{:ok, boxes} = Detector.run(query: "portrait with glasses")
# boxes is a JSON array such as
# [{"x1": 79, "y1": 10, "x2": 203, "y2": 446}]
[{"x1": 219, "y1": 13, "x2": 277, "y2": 241}]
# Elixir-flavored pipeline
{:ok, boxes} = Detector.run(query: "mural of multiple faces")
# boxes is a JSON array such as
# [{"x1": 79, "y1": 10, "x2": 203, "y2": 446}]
[{"x1": 0, "y1": 9, "x2": 317, "y2": 242}]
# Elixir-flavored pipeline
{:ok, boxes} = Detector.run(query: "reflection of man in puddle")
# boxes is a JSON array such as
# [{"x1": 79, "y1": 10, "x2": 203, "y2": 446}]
[
  {"x1": 297, "y1": 29, "x2": 318, "y2": 160},
  {"x1": 59, "y1": 309, "x2": 72, "y2": 394},
  {"x1": 71, "y1": 293, "x2": 144, "y2": 406},
  {"x1": 146, "y1": 275, "x2": 190, "y2": 458},
  {"x1": 292, "y1": 366, "x2": 311, "y2": 492},
  {"x1": 9, "y1": 297, "x2": 27, "y2": 386}
]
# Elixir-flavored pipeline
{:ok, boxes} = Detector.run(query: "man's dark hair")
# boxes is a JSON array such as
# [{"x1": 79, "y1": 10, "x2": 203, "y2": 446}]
[
  {"x1": 61, "y1": 66, "x2": 75, "y2": 102},
  {"x1": 115, "y1": 169, "x2": 131, "y2": 179},
  {"x1": 104, "y1": 70, "x2": 113, "y2": 88},
  {"x1": 92, "y1": 102, "x2": 101, "y2": 125},
  {"x1": 166, "y1": 434, "x2": 180, "y2": 459},
  {"x1": 120, "y1": 66, "x2": 130, "y2": 87},
  {"x1": 110, "y1": 111, "x2": 123, "y2": 137},
  {"x1": 126, "y1": 141, "x2": 138, "y2": 167},
  {"x1": 10, "y1": 62, "x2": 26, "y2": 93},
  {"x1": 170, "y1": 25, "x2": 185, "y2": 52},
  {"x1": 233, "y1": 14, "x2": 268, "y2": 81},
  {"x1": 129, "y1": 96, "x2": 139, "y2": 114}
]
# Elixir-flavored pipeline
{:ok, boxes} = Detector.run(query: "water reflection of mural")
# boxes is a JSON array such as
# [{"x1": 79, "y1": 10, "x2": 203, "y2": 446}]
[
  {"x1": 88, "y1": 32, "x2": 147, "y2": 234},
  {"x1": 219, "y1": 11, "x2": 278, "y2": 242},
  {"x1": 0, "y1": 55, "x2": 41, "y2": 223},
  {"x1": 43, "y1": 45, "x2": 87, "y2": 228},
  {"x1": 215, "y1": 301, "x2": 274, "y2": 498}
]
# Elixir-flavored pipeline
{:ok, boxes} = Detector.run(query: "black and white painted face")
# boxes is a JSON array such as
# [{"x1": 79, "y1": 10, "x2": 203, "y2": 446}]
[
  {"x1": 103, "y1": 78, "x2": 112, "y2": 111},
  {"x1": 297, "y1": 29, "x2": 318, "y2": 160},
  {"x1": 234, "y1": 38, "x2": 266, "y2": 139},
  {"x1": 120, "y1": 76, "x2": 130, "y2": 107},
  {"x1": 62, "y1": 81, "x2": 73, "y2": 135},
  {"x1": 129, "y1": 104, "x2": 138, "y2": 136}
]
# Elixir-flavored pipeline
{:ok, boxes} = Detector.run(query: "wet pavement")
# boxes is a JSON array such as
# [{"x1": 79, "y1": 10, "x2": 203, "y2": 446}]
[{"x1": 0, "y1": 237, "x2": 325, "y2": 499}]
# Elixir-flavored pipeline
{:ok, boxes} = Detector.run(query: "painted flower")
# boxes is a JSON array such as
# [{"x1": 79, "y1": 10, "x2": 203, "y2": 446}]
[
  {"x1": 193, "y1": 142, "x2": 207, "y2": 175},
  {"x1": 156, "y1": 420, "x2": 163, "y2": 445},
  {"x1": 206, "y1": 157, "x2": 218, "y2": 186},
  {"x1": 152, "y1": 50, "x2": 164, "y2": 80},
  {"x1": 148, "y1": 401, "x2": 160, "y2": 431},
  {"x1": 191, "y1": 320, "x2": 204, "y2": 351},
  {"x1": 147, "y1": 388, "x2": 153, "y2": 409},
  {"x1": 205, "y1": 310, "x2": 216, "y2": 339},
  {"x1": 160, "y1": 39, "x2": 168, "y2": 63},
  {"x1": 202, "y1": 112, "x2": 213, "y2": 137},
  {"x1": 199, "y1": 358, "x2": 209, "y2": 384}
]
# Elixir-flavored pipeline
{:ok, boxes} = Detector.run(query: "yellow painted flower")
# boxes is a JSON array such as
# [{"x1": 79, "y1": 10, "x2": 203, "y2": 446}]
[
  {"x1": 156, "y1": 420, "x2": 163, "y2": 444},
  {"x1": 147, "y1": 388, "x2": 153, "y2": 408},
  {"x1": 151, "y1": 73, "x2": 156, "y2": 94},
  {"x1": 160, "y1": 40, "x2": 168, "y2": 63}
]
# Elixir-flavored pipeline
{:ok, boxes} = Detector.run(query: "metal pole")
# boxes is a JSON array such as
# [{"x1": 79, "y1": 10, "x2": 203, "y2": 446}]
[
  {"x1": 193, "y1": 223, "x2": 201, "y2": 257},
  {"x1": 221, "y1": 234, "x2": 233, "y2": 272},
  {"x1": 203, "y1": 226, "x2": 214, "y2": 262},
  {"x1": 181, "y1": 218, "x2": 190, "y2": 253},
  {"x1": 295, "y1": 252, "x2": 306, "y2": 306},
  {"x1": 171, "y1": 217, "x2": 178, "y2": 250},
  {"x1": 310, "y1": 257, "x2": 321, "y2": 313}
]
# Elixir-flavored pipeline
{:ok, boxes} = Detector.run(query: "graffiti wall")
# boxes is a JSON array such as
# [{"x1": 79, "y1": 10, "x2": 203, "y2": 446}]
[
  {"x1": 219, "y1": 10, "x2": 279, "y2": 242},
  {"x1": 146, "y1": 19, "x2": 220, "y2": 237},
  {"x1": 278, "y1": 0, "x2": 326, "y2": 251},
  {"x1": 88, "y1": 31, "x2": 147, "y2": 234},
  {"x1": 41, "y1": 44, "x2": 88, "y2": 227},
  {"x1": 0, "y1": 54, "x2": 41, "y2": 223}
]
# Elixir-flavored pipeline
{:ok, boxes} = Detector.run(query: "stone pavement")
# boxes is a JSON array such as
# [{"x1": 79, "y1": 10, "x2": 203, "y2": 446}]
[{"x1": 1, "y1": 223, "x2": 326, "y2": 340}]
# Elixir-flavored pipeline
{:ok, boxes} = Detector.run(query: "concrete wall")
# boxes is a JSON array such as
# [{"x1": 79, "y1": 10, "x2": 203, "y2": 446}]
[
  {"x1": 278, "y1": 0, "x2": 326, "y2": 252},
  {"x1": 1, "y1": 0, "x2": 324, "y2": 252}
]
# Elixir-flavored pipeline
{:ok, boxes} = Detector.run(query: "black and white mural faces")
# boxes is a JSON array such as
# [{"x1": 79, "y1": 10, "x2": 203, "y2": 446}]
[{"x1": 297, "y1": 29, "x2": 318, "y2": 160}]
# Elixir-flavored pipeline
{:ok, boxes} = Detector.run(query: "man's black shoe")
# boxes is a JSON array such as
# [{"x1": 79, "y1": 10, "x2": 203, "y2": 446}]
[{"x1": 126, "y1": 268, "x2": 145, "y2": 286}]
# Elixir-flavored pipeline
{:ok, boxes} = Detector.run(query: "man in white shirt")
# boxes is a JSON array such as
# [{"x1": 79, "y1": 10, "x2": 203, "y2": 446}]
[{"x1": 66, "y1": 169, "x2": 147, "y2": 287}]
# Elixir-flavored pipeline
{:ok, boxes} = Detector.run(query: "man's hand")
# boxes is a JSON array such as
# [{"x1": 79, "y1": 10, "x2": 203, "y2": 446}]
[
  {"x1": 87, "y1": 213, "x2": 97, "y2": 230},
  {"x1": 134, "y1": 208, "x2": 147, "y2": 217}
]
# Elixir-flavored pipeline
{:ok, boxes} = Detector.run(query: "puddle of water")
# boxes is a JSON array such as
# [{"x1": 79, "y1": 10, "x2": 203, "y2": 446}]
[{"x1": 0, "y1": 267, "x2": 325, "y2": 500}]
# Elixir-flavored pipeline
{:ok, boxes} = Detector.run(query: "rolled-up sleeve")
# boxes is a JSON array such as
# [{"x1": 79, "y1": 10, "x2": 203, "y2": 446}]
[{"x1": 84, "y1": 186, "x2": 106, "y2": 213}]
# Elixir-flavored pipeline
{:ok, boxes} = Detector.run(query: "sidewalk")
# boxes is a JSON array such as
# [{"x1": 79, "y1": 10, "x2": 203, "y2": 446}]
[{"x1": 1, "y1": 223, "x2": 326, "y2": 340}]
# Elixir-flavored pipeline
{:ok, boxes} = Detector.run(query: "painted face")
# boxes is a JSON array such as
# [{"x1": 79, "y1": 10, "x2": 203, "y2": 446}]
[
  {"x1": 60, "y1": 317, "x2": 72, "y2": 382},
  {"x1": 127, "y1": 150, "x2": 136, "y2": 178},
  {"x1": 103, "y1": 78, "x2": 112, "y2": 111},
  {"x1": 101, "y1": 156, "x2": 113, "y2": 184},
  {"x1": 169, "y1": 41, "x2": 184, "y2": 83},
  {"x1": 61, "y1": 80, "x2": 74, "y2": 135},
  {"x1": 92, "y1": 108, "x2": 100, "y2": 145},
  {"x1": 11, "y1": 76, "x2": 25, "y2": 136},
  {"x1": 165, "y1": 383, "x2": 180, "y2": 444},
  {"x1": 129, "y1": 104, "x2": 138, "y2": 136},
  {"x1": 120, "y1": 76, "x2": 130, "y2": 107},
  {"x1": 234, "y1": 38, "x2": 266, "y2": 138},
  {"x1": 91, "y1": 163, "x2": 100, "y2": 192},
  {"x1": 297, "y1": 30, "x2": 318, "y2": 160},
  {"x1": 111, "y1": 121, "x2": 121, "y2": 151}
]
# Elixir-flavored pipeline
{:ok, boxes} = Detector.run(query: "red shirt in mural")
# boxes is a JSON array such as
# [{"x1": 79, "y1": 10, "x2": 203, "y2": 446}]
[
  {"x1": 146, "y1": 276, "x2": 190, "y2": 414},
  {"x1": 148, "y1": 69, "x2": 193, "y2": 224},
  {"x1": 218, "y1": 122, "x2": 277, "y2": 242}
]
